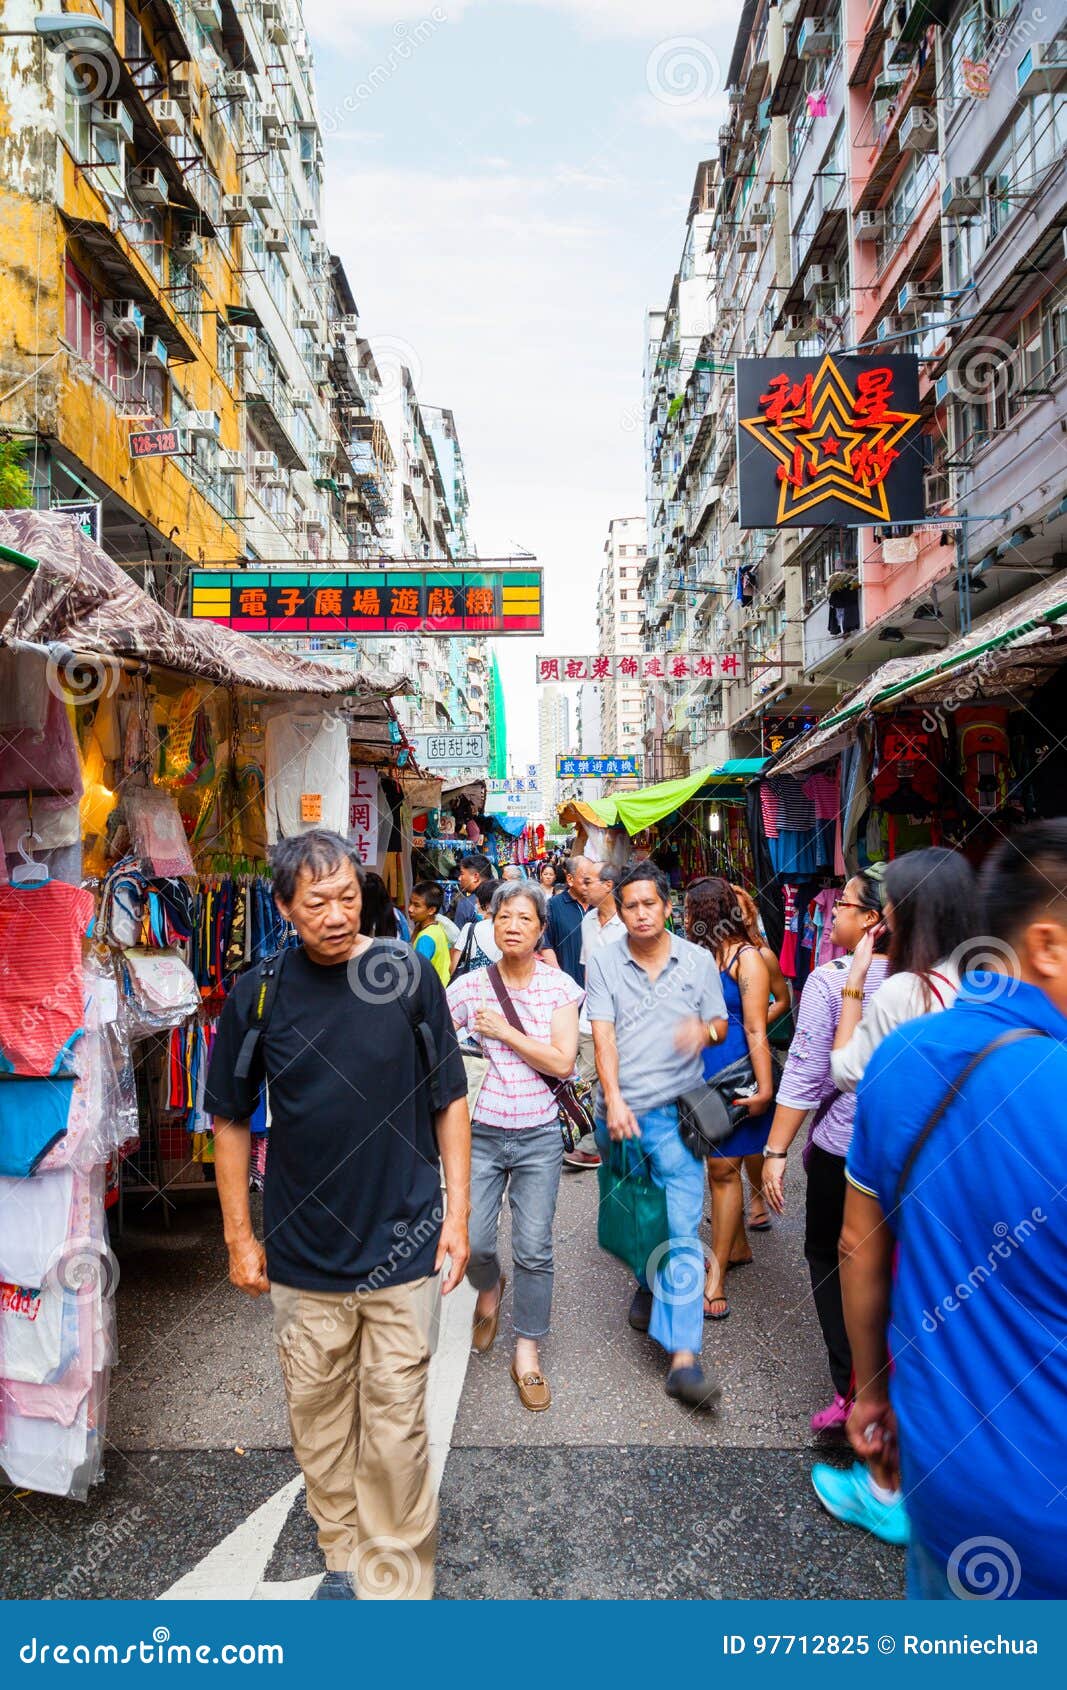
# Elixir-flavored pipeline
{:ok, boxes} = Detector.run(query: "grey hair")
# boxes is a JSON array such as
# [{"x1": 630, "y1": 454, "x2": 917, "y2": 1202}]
[
  {"x1": 490, "y1": 879, "x2": 547, "y2": 928},
  {"x1": 597, "y1": 862, "x2": 621, "y2": 890},
  {"x1": 269, "y1": 829, "x2": 365, "y2": 904}
]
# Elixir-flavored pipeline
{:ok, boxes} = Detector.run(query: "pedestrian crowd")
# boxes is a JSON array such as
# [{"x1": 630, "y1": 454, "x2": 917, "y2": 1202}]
[{"x1": 205, "y1": 824, "x2": 1067, "y2": 1601}]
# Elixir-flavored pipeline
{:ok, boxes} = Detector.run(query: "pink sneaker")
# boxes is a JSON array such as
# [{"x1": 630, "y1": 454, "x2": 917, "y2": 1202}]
[{"x1": 810, "y1": 1392, "x2": 851, "y2": 1435}]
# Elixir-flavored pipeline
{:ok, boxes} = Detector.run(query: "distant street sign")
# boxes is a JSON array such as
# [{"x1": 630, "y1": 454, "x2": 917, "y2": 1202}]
[
  {"x1": 556, "y1": 755, "x2": 641, "y2": 779},
  {"x1": 411, "y1": 731, "x2": 489, "y2": 770},
  {"x1": 189, "y1": 568, "x2": 543, "y2": 635}
]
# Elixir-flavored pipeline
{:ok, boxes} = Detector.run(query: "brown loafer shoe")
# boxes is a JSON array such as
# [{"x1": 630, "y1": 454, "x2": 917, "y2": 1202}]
[
  {"x1": 510, "y1": 1363, "x2": 551, "y2": 1412},
  {"x1": 472, "y1": 1273, "x2": 506, "y2": 1354}
]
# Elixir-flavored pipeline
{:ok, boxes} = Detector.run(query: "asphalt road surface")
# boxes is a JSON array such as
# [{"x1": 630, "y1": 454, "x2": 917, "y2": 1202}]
[{"x1": 0, "y1": 1167, "x2": 904, "y2": 1600}]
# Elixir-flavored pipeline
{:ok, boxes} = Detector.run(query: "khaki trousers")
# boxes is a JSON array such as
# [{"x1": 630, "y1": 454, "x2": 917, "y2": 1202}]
[{"x1": 270, "y1": 1274, "x2": 440, "y2": 1599}]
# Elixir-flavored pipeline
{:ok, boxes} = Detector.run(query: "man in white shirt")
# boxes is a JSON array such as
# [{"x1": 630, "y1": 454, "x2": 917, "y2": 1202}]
[{"x1": 565, "y1": 863, "x2": 625, "y2": 1171}]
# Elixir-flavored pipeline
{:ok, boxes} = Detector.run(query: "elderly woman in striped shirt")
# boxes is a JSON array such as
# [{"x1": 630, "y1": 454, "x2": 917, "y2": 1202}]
[{"x1": 447, "y1": 881, "x2": 581, "y2": 1413}]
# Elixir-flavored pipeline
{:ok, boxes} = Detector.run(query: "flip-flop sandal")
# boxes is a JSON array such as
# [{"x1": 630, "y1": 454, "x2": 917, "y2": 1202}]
[
  {"x1": 704, "y1": 1295, "x2": 730, "y2": 1321},
  {"x1": 747, "y1": 1216, "x2": 773, "y2": 1232}
]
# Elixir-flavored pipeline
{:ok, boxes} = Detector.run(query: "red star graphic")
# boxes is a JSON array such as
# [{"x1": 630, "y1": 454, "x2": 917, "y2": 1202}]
[{"x1": 822, "y1": 435, "x2": 840, "y2": 455}]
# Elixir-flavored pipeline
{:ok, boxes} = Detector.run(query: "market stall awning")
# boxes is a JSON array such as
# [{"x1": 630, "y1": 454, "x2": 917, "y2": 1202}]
[
  {"x1": 0, "y1": 511, "x2": 411, "y2": 703},
  {"x1": 771, "y1": 575, "x2": 1067, "y2": 777},
  {"x1": 488, "y1": 813, "x2": 529, "y2": 837}
]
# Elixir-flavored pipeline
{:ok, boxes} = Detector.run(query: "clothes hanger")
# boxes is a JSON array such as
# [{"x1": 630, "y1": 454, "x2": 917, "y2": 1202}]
[{"x1": 11, "y1": 829, "x2": 49, "y2": 886}]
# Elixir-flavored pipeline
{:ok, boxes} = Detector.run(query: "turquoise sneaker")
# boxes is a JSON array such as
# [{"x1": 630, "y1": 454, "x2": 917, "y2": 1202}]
[{"x1": 811, "y1": 1461, "x2": 911, "y2": 1547}]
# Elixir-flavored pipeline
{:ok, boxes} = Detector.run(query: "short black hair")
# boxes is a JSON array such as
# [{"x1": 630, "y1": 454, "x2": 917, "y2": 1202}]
[
  {"x1": 615, "y1": 860, "x2": 671, "y2": 909},
  {"x1": 981, "y1": 822, "x2": 1067, "y2": 944},
  {"x1": 412, "y1": 879, "x2": 444, "y2": 912},
  {"x1": 464, "y1": 853, "x2": 493, "y2": 881},
  {"x1": 475, "y1": 878, "x2": 500, "y2": 911},
  {"x1": 270, "y1": 830, "x2": 364, "y2": 904}
]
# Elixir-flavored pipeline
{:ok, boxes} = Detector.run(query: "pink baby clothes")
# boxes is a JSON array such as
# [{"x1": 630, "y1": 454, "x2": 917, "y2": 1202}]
[{"x1": 0, "y1": 881, "x2": 94, "y2": 1076}]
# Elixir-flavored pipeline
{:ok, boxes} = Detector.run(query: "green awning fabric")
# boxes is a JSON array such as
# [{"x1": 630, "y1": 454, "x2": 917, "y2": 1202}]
[{"x1": 585, "y1": 766, "x2": 717, "y2": 833}]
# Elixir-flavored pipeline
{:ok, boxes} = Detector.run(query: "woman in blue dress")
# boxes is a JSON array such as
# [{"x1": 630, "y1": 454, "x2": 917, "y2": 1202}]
[{"x1": 685, "y1": 877, "x2": 776, "y2": 1320}]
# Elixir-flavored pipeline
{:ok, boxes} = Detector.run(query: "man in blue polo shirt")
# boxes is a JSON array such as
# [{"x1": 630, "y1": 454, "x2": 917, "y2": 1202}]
[
  {"x1": 545, "y1": 856, "x2": 592, "y2": 986},
  {"x1": 841, "y1": 822, "x2": 1067, "y2": 1600}
]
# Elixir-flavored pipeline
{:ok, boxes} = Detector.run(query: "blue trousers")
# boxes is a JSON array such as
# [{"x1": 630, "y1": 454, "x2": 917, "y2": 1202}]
[
  {"x1": 595, "y1": 1105, "x2": 706, "y2": 1356},
  {"x1": 906, "y1": 1538, "x2": 956, "y2": 1600},
  {"x1": 467, "y1": 1121, "x2": 563, "y2": 1339}
]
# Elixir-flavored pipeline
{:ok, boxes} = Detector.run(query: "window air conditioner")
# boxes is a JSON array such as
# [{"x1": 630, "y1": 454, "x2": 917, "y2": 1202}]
[
  {"x1": 92, "y1": 101, "x2": 134, "y2": 145},
  {"x1": 184, "y1": 410, "x2": 221, "y2": 439},
  {"x1": 129, "y1": 167, "x2": 169, "y2": 208},
  {"x1": 798, "y1": 19, "x2": 833, "y2": 58},
  {"x1": 153, "y1": 100, "x2": 184, "y2": 136},
  {"x1": 246, "y1": 183, "x2": 272, "y2": 209},
  {"x1": 941, "y1": 175, "x2": 982, "y2": 216},
  {"x1": 221, "y1": 195, "x2": 251, "y2": 225},
  {"x1": 253, "y1": 450, "x2": 278, "y2": 473},
  {"x1": 144, "y1": 335, "x2": 169, "y2": 368},
  {"x1": 1017, "y1": 42, "x2": 1067, "y2": 97},
  {"x1": 104, "y1": 300, "x2": 145, "y2": 338},
  {"x1": 218, "y1": 448, "x2": 244, "y2": 475},
  {"x1": 877, "y1": 316, "x2": 904, "y2": 341},
  {"x1": 192, "y1": 0, "x2": 222, "y2": 29},
  {"x1": 804, "y1": 262, "x2": 837, "y2": 296},
  {"x1": 264, "y1": 223, "x2": 288, "y2": 250},
  {"x1": 784, "y1": 313, "x2": 809, "y2": 343},
  {"x1": 855, "y1": 208, "x2": 884, "y2": 240},
  {"x1": 172, "y1": 231, "x2": 203, "y2": 261},
  {"x1": 292, "y1": 388, "x2": 314, "y2": 409},
  {"x1": 899, "y1": 106, "x2": 938, "y2": 151}
]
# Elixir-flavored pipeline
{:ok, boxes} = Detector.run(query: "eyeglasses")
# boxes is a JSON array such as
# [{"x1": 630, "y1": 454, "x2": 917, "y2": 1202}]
[{"x1": 833, "y1": 899, "x2": 867, "y2": 912}]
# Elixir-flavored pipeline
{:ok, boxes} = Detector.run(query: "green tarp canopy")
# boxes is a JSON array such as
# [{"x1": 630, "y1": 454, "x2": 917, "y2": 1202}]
[{"x1": 584, "y1": 760, "x2": 766, "y2": 834}]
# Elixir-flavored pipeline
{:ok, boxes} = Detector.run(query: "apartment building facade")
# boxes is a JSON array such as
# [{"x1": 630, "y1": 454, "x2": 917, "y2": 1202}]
[
  {"x1": 596, "y1": 514, "x2": 646, "y2": 790},
  {"x1": 640, "y1": 0, "x2": 1067, "y2": 771},
  {"x1": 0, "y1": 0, "x2": 489, "y2": 758}
]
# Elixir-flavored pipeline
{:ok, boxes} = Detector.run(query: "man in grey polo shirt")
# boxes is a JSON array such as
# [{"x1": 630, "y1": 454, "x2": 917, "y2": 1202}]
[{"x1": 586, "y1": 860, "x2": 728, "y2": 1409}]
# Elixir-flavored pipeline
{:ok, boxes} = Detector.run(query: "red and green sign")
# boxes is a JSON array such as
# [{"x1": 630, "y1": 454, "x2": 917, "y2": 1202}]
[{"x1": 189, "y1": 567, "x2": 543, "y2": 635}]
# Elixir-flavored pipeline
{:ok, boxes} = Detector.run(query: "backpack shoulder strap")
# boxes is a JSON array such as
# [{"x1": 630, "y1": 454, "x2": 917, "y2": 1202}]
[
  {"x1": 891, "y1": 1027, "x2": 1048, "y2": 1213},
  {"x1": 375, "y1": 941, "x2": 442, "y2": 1099},
  {"x1": 233, "y1": 947, "x2": 289, "y2": 1081}
]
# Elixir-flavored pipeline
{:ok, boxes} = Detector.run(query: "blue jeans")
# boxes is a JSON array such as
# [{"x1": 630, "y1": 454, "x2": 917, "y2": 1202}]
[
  {"x1": 906, "y1": 1538, "x2": 956, "y2": 1599},
  {"x1": 467, "y1": 1121, "x2": 563, "y2": 1339},
  {"x1": 595, "y1": 1105, "x2": 706, "y2": 1357}
]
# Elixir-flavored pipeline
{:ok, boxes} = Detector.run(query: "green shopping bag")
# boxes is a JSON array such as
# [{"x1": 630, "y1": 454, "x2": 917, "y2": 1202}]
[{"x1": 596, "y1": 1139, "x2": 670, "y2": 1281}]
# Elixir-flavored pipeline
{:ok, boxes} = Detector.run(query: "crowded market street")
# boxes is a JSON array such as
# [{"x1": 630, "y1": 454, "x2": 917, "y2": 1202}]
[{"x1": 0, "y1": 1173, "x2": 900, "y2": 1601}]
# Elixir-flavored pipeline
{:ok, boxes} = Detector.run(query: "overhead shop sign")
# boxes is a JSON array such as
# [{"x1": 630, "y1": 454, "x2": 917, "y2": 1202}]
[
  {"x1": 189, "y1": 568, "x2": 543, "y2": 634},
  {"x1": 537, "y1": 652, "x2": 740, "y2": 683},
  {"x1": 411, "y1": 731, "x2": 489, "y2": 770},
  {"x1": 556, "y1": 755, "x2": 641, "y2": 779},
  {"x1": 736, "y1": 355, "x2": 923, "y2": 528},
  {"x1": 130, "y1": 427, "x2": 182, "y2": 459}
]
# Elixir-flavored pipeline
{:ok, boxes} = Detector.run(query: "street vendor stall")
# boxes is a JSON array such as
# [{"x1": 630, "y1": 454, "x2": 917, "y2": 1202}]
[{"x1": 0, "y1": 510, "x2": 413, "y2": 1501}]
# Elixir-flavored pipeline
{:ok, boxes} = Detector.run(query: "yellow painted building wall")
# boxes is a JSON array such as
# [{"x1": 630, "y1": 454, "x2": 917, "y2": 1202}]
[{"x1": 0, "y1": 0, "x2": 247, "y2": 563}]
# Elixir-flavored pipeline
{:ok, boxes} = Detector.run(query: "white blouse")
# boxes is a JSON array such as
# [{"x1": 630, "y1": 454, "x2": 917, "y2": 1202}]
[{"x1": 829, "y1": 960, "x2": 961, "y2": 1093}]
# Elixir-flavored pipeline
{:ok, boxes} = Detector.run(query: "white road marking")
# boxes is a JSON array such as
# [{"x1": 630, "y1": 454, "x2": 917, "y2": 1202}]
[{"x1": 159, "y1": 1279, "x2": 476, "y2": 1600}]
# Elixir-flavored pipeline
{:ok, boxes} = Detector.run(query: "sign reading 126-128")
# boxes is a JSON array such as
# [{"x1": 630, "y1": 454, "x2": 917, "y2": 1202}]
[
  {"x1": 189, "y1": 568, "x2": 542, "y2": 634},
  {"x1": 736, "y1": 355, "x2": 923, "y2": 529}
]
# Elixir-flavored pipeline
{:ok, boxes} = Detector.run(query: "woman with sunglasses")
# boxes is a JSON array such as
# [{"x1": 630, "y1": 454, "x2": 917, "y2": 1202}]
[{"x1": 762, "y1": 868, "x2": 890, "y2": 1435}]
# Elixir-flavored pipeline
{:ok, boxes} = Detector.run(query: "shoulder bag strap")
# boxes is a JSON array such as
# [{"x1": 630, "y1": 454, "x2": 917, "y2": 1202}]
[
  {"x1": 891, "y1": 1027, "x2": 1048, "y2": 1213},
  {"x1": 233, "y1": 947, "x2": 288, "y2": 1081},
  {"x1": 453, "y1": 921, "x2": 477, "y2": 980},
  {"x1": 487, "y1": 964, "x2": 588, "y2": 1131}
]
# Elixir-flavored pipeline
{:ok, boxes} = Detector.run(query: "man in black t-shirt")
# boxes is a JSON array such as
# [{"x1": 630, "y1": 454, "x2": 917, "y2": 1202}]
[{"x1": 206, "y1": 830, "x2": 470, "y2": 1602}]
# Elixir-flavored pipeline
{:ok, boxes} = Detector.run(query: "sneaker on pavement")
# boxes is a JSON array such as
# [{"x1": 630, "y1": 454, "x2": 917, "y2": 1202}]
[
  {"x1": 628, "y1": 1287, "x2": 654, "y2": 1332},
  {"x1": 811, "y1": 1461, "x2": 911, "y2": 1547},
  {"x1": 563, "y1": 1145, "x2": 601, "y2": 1171},
  {"x1": 665, "y1": 1363, "x2": 722, "y2": 1410},
  {"x1": 313, "y1": 1570, "x2": 356, "y2": 1600},
  {"x1": 810, "y1": 1392, "x2": 851, "y2": 1434}
]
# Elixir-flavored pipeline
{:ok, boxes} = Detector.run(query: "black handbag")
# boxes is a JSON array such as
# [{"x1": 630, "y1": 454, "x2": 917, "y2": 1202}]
[{"x1": 677, "y1": 1048, "x2": 783, "y2": 1159}]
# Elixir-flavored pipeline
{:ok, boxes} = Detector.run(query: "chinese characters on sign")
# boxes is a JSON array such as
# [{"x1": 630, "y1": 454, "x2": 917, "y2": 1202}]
[
  {"x1": 348, "y1": 766, "x2": 379, "y2": 867},
  {"x1": 411, "y1": 731, "x2": 489, "y2": 770},
  {"x1": 736, "y1": 355, "x2": 923, "y2": 528},
  {"x1": 536, "y1": 653, "x2": 741, "y2": 684},
  {"x1": 555, "y1": 755, "x2": 641, "y2": 779},
  {"x1": 188, "y1": 568, "x2": 543, "y2": 635}
]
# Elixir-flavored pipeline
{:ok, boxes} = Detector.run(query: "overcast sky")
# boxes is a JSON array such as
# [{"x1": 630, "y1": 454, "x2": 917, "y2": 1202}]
[{"x1": 304, "y1": 0, "x2": 739, "y2": 765}]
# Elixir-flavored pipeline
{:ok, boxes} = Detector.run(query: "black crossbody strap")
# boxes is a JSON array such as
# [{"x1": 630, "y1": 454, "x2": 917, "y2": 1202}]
[
  {"x1": 892, "y1": 1027, "x2": 1048, "y2": 1212},
  {"x1": 233, "y1": 948, "x2": 288, "y2": 1081}
]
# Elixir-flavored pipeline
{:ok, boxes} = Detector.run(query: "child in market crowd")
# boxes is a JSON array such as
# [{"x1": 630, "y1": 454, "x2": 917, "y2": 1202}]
[{"x1": 408, "y1": 880, "x2": 453, "y2": 985}]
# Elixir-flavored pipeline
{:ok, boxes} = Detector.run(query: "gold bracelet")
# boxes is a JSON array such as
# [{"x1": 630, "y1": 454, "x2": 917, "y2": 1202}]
[{"x1": 841, "y1": 985, "x2": 864, "y2": 1001}]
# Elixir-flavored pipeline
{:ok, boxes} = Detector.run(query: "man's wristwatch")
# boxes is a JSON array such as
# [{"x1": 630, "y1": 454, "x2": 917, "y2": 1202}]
[
  {"x1": 705, "y1": 1020, "x2": 719, "y2": 1045},
  {"x1": 763, "y1": 1146, "x2": 788, "y2": 1159}
]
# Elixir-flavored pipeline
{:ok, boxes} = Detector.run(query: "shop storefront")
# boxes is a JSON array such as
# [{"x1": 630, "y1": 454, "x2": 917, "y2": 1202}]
[{"x1": 0, "y1": 512, "x2": 412, "y2": 1501}]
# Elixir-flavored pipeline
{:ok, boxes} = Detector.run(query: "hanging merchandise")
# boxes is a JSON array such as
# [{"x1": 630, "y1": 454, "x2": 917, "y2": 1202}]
[
  {"x1": 264, "y1": 709, "x2": 349, "y2": 843},
  {"x1": 956, "y1": 706, "x2": 1011, "y2": 816},
  {"x1": 157, "y1": 685, "x2": 216, "y2": 789},
  {"x1": 122, "y1": 785, "x2": 196, "y2": 878},
  {"x1": 120, "y1": 947, "x2": 200, "y2": 1032},
  {"x1": 0, "y1": 878, "x2": 95, "y2": 1078},
  {"x1": 871, "y1": 715, "x2": 942, "y2": 813},
  {"x1": 0, "y1": 680, "x2": 84, "y2": 855}
]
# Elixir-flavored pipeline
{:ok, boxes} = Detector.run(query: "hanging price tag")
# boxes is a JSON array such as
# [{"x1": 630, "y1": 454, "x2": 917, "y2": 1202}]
[{"x1": 300, "y1": 793, "x2": 323, "y2": 823}]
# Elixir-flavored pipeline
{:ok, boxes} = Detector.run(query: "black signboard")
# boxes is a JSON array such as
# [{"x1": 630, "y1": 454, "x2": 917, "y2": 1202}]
[{"x1": 736, "y1": 354, "x2": 924, "y2": 529}]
